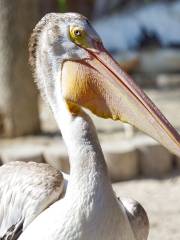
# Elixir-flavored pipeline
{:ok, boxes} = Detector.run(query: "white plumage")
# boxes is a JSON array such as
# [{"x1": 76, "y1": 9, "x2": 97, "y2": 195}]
[
  {"x1": 0, "y1": 162, "x2": 63, "y2": 239},
  {"x1": 0, "y1": 160, "x2": 148, "y2": 240},
  {"x1": 1, "y1": 11, "x2": 179, "y2": 240}
]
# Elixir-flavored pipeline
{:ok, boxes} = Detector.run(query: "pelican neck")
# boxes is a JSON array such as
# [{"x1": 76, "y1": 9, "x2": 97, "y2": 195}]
[{"x1": 53, "y1": 102, "x2": 113, "y2": 197}]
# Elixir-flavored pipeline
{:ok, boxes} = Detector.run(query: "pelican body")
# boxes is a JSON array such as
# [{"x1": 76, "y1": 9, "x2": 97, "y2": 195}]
[
  {"x1": 19, "y1": 110, "x2": 137, "y2": 240},
  {"x1": 0, "y1": 12, "x2": 179, "y2": 240}
]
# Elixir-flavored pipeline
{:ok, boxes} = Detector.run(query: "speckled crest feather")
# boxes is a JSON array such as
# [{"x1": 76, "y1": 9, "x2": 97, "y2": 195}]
[{"x1": 29, "y1": 13, "x2": 60, "y2": 95}]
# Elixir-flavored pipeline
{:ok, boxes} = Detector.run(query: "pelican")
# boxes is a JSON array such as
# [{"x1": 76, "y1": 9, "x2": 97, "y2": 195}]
[{"x1": 0, "y1": 12, "x2": 180, "y2": 240}]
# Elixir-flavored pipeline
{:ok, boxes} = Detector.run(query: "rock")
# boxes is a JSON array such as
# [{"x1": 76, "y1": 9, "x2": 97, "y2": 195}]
[
  {"x1": 135, "y1": 136, "x2": 172, "y2": 177},
  {"x1": 156, "y1": 74, "x2": 180, "y2": 89},
  {"x1": 103, "y1": 142, "x2": 139, "y2": 182},
  {"x1": 144, "y1": 88, "x2": 180, "y2": 130},
  {"x1": 44, "y1": 145, "x2": 70, "y2": 173},
  {"x1": 137, "y1": 49, "x2": 180, "y2": 73},
  {"x1": 114, "y1": 51, "x2": 140, "y2": 73},
  {"x1": 0, "y1": 144, "x2": 44, "y2": 164},
  {"x1": 122, "y1": 124, "x2": 136, "y2": 139}
]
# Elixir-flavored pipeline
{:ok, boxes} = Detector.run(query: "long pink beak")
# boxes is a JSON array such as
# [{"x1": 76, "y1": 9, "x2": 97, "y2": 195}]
[{"x1": 62, "y1": 42, "x2": 180, "y2": 157}]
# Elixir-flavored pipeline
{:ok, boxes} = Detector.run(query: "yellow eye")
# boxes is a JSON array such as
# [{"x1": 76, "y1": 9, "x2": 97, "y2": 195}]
[
  {"x1": 69, "y1": 26, "x2": 85, "y2": 42},
  {"x1": 69, "y1": 26, "x2": 90, "y2": 47},
  {"x1": 74, "y1": 29, "x2": 82, "y2": 37}
]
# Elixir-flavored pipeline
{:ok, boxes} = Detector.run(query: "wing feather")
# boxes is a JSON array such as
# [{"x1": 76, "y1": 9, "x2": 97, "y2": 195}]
[{"x1": 0, "y1": 162, "x2": 64, "y2": 238}]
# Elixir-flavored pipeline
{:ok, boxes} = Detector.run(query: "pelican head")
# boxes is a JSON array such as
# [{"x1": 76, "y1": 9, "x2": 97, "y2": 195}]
[{"x1": 29, "y1": 12, "x2": 180, "y2": 157}]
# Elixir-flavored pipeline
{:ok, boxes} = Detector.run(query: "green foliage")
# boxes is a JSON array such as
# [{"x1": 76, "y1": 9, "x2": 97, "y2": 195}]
[
  {"x1": 58, "y1": 0, "x2": 67, "y2": 12},
  {"x1": 144, "y1": 0, "x2": 156, "y2": 2}
]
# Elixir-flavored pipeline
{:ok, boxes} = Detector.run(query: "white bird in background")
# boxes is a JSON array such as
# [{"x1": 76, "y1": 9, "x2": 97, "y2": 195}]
[{"x1": 0, "y1": 12, "x2": 180, "y2": 240}]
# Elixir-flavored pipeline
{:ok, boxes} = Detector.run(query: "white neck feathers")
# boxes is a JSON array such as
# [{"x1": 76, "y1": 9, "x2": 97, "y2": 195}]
[{"x1": 51, "y1": 75, "x2": 113, "y2": 197}]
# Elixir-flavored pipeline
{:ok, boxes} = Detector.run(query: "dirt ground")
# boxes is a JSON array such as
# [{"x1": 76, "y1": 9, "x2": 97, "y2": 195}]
[{"x1": 113, "y1": 172, "x2": 180, "y2": 240}]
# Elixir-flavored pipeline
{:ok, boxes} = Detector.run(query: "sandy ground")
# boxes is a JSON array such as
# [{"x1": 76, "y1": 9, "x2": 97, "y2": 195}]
[{"x1": 113, "y1": 173, "x2": 180, "y2": 240}]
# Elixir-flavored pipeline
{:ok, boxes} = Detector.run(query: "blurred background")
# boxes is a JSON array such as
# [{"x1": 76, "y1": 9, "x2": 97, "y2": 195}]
[{"x1": 0, "y1": 0, "x2": 180, "y2": 239}]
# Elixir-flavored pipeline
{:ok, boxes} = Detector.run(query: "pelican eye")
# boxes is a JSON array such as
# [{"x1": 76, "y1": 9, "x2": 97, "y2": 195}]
[
  {"x1": 74, "y1": 29, "x2": 81, "y2": 37},
  {"x1": 69, "y1": 26, "x2": 86, "y2": 45}
]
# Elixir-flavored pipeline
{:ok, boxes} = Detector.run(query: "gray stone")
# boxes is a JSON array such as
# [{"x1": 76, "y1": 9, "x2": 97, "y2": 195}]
[
  {"x1": 145, "y1": 88, "x2": 180, "y2": 130},
  {"x1": 156, "y1": 74, "x2": 180, "y2": 89},
  {"x1": 44, "y1": 145, "x2": 70, "y2": 173},
  {"x1": 114, "y1": 51, "x2": 140, "y2": 72},
  {"x1": 103, "y1": 142, "x2": 139, "y2": 182},
  {"x1": 122, "y1": 124, "x2": 136, "y2": 139},
  {"x1": 0, "y1": 144, "x2": 44, "y2": 164},
  {"x1": 137, "y1": 49, "x2": 180, "y2": 74},
  {"x1": 135, "y1": 136, "x2": 172, "y2": 177}
]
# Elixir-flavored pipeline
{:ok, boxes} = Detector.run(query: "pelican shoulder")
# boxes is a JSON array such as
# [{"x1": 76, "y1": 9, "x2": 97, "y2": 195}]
[{"x1": 0, "y1": 161, "x2": 64, "y2": 239}]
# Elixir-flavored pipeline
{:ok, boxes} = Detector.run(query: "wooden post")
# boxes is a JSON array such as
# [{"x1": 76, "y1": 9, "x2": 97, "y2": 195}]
[{"x1": 0, "y1": 0, "x2": 40, "y2": 136}]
